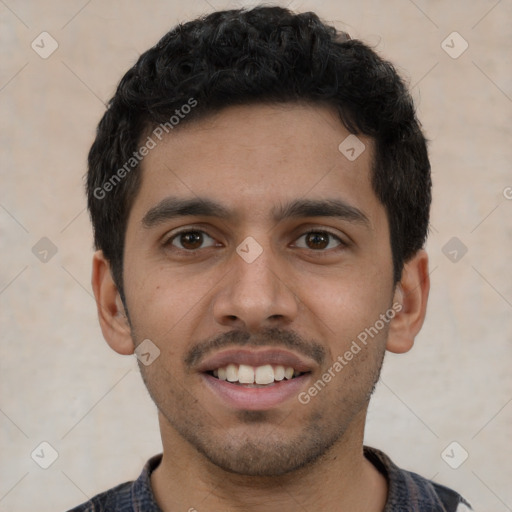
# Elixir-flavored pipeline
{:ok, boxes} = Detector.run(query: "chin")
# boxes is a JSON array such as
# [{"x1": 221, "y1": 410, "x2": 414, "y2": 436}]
[{"x1": 188, "y1": 420, "x2": 345, "y2": 477}]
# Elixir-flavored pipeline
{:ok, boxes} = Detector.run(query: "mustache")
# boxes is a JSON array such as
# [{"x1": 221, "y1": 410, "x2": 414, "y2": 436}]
[{"x1": 184, "y1": 327, "x2": 326, "y2": 369}]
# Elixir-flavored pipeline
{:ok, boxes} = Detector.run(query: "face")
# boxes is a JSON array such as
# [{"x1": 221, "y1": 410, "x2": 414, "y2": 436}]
[{"x1": 121, "y1": 103, "x2": 396, "y2": 476}]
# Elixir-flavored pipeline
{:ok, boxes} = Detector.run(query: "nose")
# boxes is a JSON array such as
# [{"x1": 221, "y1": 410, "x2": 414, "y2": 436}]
[{"x1": 212, "y1": 238, "x2": 299, "y2": 332}]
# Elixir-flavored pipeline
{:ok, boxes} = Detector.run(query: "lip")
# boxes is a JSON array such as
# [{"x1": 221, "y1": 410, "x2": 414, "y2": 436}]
[
  {"x1": 201, "y1": 372, "x2": 311, "y2": 410},
  {"x1": 195, "y1": 348, "x2": 316, "y2": 373}
]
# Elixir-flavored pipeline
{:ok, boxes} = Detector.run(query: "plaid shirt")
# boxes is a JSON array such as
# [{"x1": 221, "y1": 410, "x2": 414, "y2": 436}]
[{"x1": 67, "y1": 446, "x2": 472, "y2": 511}]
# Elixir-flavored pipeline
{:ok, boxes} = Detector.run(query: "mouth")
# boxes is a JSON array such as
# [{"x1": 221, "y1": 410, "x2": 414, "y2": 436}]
[
  {"x1": 197, "y1": 348, "x2": 314, "y2": 410},
  {"x1": 206, "y1": 363, "x2": 308, "y2": 387}
]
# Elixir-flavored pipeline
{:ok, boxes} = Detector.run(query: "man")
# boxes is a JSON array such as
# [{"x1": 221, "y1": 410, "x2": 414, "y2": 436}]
[{"x1": 71, "y1": 5, "x2": 472, "y2": 511}]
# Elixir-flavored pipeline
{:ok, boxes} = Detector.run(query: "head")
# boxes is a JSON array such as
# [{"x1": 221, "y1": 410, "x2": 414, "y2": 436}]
[{"x1": 88, "y1": 6, "x2": 431, "y2": 476}]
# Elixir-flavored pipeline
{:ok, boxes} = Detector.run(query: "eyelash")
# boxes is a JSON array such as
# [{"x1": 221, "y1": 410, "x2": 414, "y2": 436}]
[{"x1": 163, "y1": 228, "x2": 347, "y2": 254}]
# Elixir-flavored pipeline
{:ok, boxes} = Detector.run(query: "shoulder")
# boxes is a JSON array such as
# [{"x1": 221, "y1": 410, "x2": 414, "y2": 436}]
[
  {"x1": 431, "y1": 481, "x2": 473, "y2": 510},
  {"x1": 409, "y1": 472, "x2": 473, "y2": 511},
  {"x1": 66, "y1": 481, "x2": 133, "y2": 511},
  {"x1": 364, "y1": 446, "x2": 473, "y2": 511},
  {"x1": 66, "y1": 454, "x2": 163, "y2": 512}
]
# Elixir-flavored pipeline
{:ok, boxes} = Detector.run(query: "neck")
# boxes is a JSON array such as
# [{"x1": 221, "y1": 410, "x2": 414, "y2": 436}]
[{"x1": 150, "y1": 409, "x2": 388, "y2": 512}]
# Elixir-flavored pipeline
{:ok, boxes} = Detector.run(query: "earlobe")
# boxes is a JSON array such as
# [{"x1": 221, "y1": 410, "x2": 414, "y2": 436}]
[
  {"x1": 91, "y1": 251, "x2": 134, "y2": 355},
  {"x1": 386, "y1": 249, "x2": 430, "y2": 354}
]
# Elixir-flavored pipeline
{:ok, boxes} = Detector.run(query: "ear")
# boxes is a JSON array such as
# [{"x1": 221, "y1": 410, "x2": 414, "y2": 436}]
[
  {"x1": 386, "y1": 249, "x2": 430, "y2": 354},
  {"x1": 91, "y1": 250, "x2": 134, "y2": 355}
]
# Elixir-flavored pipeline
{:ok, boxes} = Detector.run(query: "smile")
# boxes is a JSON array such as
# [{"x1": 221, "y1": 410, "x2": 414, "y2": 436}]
[
  {"x1": 208, "y1": 363, "x2": 306, "y2": 386},
  {"x1": 197, "y1": 348, "x2": 315, "y2": 410}
]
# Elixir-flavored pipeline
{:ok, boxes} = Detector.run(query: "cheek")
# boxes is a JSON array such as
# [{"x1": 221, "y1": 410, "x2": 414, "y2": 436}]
[
  {"x1": 298, "y1": 264, "x2": 393, "y2": 344},
  {"x1": 125, "y1": 266, "x2": 167, "y2": 332},
  {"x1": 124, "y1": 263, "x2": 214, "y2": 343}
]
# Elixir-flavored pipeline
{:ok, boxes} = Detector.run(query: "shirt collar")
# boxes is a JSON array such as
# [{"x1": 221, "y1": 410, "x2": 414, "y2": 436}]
[{"x1": 133, "y1": 447, "x2": 447, "y2": 511}]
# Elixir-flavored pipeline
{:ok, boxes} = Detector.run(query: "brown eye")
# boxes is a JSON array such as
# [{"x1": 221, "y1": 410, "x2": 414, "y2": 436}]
[
  {"x1": 168, "y1": 230, "x2": 216, "y2": 251},
  {"x1": 295, "y1": 231, "x2": 343, "y2": 251},
  {"x1": 306, "y1": 232, "x2": 329, "y2": 250}
]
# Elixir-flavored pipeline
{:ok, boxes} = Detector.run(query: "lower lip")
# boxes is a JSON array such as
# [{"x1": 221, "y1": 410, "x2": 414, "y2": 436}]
[{"x1": 201, "y1": 373, "x2": 310, "y2": 410}]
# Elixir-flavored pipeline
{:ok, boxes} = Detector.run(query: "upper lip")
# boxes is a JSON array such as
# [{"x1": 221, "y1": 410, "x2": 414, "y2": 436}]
[{"x1": 195, "y1": 348, "x2": 316, "y2": 373}]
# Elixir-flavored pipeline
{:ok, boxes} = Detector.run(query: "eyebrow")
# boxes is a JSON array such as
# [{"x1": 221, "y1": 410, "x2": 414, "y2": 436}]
[{"x1": 141, "y1": 196, "x2": 370, "y2": 228}]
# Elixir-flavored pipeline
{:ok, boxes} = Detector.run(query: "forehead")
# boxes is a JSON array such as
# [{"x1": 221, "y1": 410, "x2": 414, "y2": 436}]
[{"x1": 129, "y1": 102, "x2": 382, "y2": 227}]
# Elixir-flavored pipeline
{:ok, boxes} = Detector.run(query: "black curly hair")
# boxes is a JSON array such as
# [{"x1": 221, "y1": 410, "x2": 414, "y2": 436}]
[{"x1": 86, "y1": 5, "x2": 431, "y2": 302}]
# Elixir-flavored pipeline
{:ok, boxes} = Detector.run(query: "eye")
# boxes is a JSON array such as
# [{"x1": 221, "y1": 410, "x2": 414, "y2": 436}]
[
  {"x1": 166, "y1": 230, "x2": 218, "y2": 251},
  {"x1": 294, "y1": 230, "x2": 344, "y2": 251}
]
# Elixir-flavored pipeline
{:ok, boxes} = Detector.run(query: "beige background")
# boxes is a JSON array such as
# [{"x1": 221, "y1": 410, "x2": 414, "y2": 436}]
[{"x1": 1, "y1": 0, "x2": 511, "y2": 511}]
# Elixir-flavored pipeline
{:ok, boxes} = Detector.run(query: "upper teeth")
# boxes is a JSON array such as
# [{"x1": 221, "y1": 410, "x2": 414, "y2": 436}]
[{"x1": 213, "y1": 364, "x2": 297, "y2": 384}]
